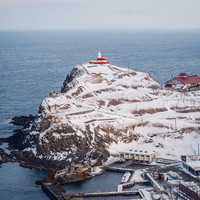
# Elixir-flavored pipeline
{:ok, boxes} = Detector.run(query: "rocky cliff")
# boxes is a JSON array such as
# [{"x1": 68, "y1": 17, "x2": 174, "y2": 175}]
[{"x1": 5, "y1": 59, "x2": 200, "y2": 170}]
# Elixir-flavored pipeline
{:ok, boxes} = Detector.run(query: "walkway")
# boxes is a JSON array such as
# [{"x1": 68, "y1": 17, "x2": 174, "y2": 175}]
[
  {"x1": 42, "y1": 182, "x2": 69, "y2": 200},
  {"x1": 68, "y1": 190, "x2": 139, "y2": 198},
  {"x1": 105, "y1": 166, "x2": 135, "y2": 172}
]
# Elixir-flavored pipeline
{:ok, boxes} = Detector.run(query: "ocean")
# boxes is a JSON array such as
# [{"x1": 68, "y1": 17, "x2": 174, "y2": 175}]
[{"x1": 0, "y1": 30, "x2": 200, "y2": 199}]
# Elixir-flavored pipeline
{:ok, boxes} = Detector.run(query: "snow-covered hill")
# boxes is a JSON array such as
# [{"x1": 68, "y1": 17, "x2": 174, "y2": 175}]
[{"x1": 8, "y1": 54, "x2": 200, "y2": 169}]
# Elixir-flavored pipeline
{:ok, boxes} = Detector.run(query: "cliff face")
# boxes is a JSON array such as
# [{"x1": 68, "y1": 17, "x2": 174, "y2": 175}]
[{"x1": 7, "y1": 62, "x2": 200, "y2": 170}]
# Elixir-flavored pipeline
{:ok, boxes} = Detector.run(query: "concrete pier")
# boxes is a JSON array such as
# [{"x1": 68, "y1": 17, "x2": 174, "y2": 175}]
[
  {"x1": 121, "y1": 171, "x2": 131, "y2": 183},
  {"x1": 105, "y1": 166, "x2": 135, "y2": 172},
  {"x1": 68, "y1": 190, "x2": 139, "y2": 198},
  {"x1": 42, "y1": 182, "x2": 69, "y2": 200},
  {"x1": 117, "y1": 180, "x2": 149, "y2": 192}
]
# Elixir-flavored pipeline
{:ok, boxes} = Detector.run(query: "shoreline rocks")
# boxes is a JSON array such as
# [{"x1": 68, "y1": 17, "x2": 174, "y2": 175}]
[
  {"x1": 10, "y1": 115, "x2": 35, "y2": 128},
  {"x1": 0, "y1": 147, "x2": 16, "y2": 166}
]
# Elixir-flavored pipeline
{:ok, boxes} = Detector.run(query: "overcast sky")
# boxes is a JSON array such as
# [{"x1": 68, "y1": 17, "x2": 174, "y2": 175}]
[{"x1": 0, "y1": 0, "x2": 200, "y2": 30}]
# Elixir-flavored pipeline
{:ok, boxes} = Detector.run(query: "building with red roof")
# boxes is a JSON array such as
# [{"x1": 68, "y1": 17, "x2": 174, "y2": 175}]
[{"x1": 164, "y1": 73, "x2": 200, "y2": 91}]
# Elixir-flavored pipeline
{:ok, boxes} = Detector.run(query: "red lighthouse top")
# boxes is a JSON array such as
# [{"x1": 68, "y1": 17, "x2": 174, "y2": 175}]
[{"x1": 89, "y1": 52, "x2": 110, "y2": 65}]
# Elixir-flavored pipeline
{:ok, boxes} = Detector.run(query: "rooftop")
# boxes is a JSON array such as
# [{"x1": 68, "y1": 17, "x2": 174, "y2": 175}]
[
  {"x1": 185, "y1": 161, "x2": 200, "y2": 170},
  {"x1": 175, "y1": 75, "x2": 200, "y2": 85},
  {"x1": 180, "y1": 181, "x2": 200, "y2": 194},
  {"x1": 119, "y1": 149, "x2": 157, "y2": 156}
]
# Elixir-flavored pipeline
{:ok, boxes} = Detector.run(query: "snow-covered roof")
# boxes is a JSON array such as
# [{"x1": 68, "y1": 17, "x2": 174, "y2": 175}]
[
  {"x1": 119, "y1": 149, "x2": 157, "y2": 156},
  {"x1": 185, "y1": 161, "x2": 200, "y2": 171},
  {"x1": 180, "y1": 181, "x2": 200, "y2": 194}
]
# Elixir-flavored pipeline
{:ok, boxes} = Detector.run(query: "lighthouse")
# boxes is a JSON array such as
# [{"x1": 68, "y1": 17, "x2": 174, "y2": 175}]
[{"x1": 89, "y1": 52, "x2": 110, "y2": 65}]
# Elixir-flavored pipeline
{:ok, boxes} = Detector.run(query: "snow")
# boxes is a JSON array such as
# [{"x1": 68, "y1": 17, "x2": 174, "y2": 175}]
[
  {"x1": 117, "y1": 184, "x2": 123, "y2": 192},
  {"x1": 120, "y1": 149, "x2": 157, "y2": 156},
  {"x1": 167, "y1": 171, "x2": 180, "y2": 179},
  {"x1": 145, "y1": 172, "x2": 164, "y2": 191},
  {"x1": 90, "y1": 166, "x2": 103, "y2": 175},
  {"x1": 129, "y1": 170, "x2": 144, "y2": 182},
  {"x1": 180, "y1": 181, "x2": 200, "y2": 194},
  {"x1": 139, "y1": 188, "x2": 153, "y2": 200},
  {"x1": 24, "y1": 147, "x2": 37, "y2": 155},
  {"x1": 121, "y1": 172, "x2": 131, "y2": 183},
  {"x1": 48, "y1": 151, "x2": 71, "y2": 161},
  {"x1": 185, "y1": 161, "x2": 200, "y2": 170},
  {"x1": 26, "y1": 60, "x2": 200, "y2": 162},
  {"x1": 102, "y1": 156, "x2": 120, "y2": 166}
]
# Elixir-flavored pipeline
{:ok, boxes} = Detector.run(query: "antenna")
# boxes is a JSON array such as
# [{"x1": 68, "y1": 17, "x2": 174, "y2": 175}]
[
  {"x1": 171, "y1": 74, "x2": 173, "y2": 91},
  {"x1": 127, "y1": 62, "x2": 130, "y2": 74}
]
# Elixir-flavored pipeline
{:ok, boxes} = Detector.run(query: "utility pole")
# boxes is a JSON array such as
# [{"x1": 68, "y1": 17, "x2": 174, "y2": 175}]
[
  {"x1": 176, "y1": 102, "x2": 178, "y2": 111},
  {"x1": 175, "y1": 118, "x2": 177, "y2": 130},
  {"x1": 171, "y1": 75, "x2": 173, "y2": 91},
  {"x1": 127, "y1": 62, "x2": 130, "y2": 74},
  {"x1": 162, "y1": 98, "x2": 164, "y2": 108},
  {"x1": 198, "y1": 143, "x2": 200, "y2": 155}
]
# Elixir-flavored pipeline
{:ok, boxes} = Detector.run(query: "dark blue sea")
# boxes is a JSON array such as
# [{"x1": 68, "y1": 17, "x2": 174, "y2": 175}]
[{"x1": 0, "y1": 30, "x2": 200, "y2": 199}]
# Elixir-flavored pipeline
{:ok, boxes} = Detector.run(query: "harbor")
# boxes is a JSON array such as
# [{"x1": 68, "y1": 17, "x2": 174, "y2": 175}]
[
  {"x1": 41, "y1": 155, "x2": 200, "y2": 200},
  {"x1": 41, "y1": 158, "x2": 162, "y2": 200}
]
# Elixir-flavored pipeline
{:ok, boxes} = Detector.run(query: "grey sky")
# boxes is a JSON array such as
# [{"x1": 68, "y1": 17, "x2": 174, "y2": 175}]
[{"x1": 0, "y1": 0, "x2": 200, "y2": 30}]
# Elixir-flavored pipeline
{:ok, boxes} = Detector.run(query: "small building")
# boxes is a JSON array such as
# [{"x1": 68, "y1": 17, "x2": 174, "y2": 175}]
[
  {"x1": 164, "y1": 73, "x2": 200, "y2": 91},
  {"x1": 182, "y1": 161, "x2": 200, "y2": 176},
  {"x1": 181, "y1": 155, "x2": 200, "y2": 162},
  {"x1": 119, "y1": 149, "x2": 158, "y2": 163},
  {"x1": 179, "y1": 182, "x2": 200, "y2": 200},
  {"x1": 89, "y1": 52, "x2": 110, "y2": 65},
  {"x1": 181, "y1": 155, "x2": 200, "y2": 176}
]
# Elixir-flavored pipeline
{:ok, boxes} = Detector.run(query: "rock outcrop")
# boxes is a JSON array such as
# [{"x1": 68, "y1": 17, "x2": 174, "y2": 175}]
[{"x1": 4, "y1": 59, "x2": 200, "y2": 170}]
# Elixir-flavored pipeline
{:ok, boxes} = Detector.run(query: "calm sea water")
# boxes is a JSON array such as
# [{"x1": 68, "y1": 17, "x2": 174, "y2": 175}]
[{"x1": 0, "y1": 30, "x2": 200, "y2": 199}]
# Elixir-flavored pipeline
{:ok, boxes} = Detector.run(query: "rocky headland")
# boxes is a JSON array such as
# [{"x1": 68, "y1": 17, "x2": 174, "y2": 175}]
[{"x1": 2, "y1": 56, "x2": 200, "y2": 171}]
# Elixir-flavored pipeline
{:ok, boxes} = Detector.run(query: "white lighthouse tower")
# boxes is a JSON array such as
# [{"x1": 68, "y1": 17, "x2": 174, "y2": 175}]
[{"x1": 97, "y1": 52, "x2": 102, "y2": 59}]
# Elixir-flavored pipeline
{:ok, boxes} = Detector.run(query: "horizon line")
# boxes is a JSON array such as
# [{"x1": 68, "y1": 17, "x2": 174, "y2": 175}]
[{"x1": 1, "y1": 27, "x2": 200, "y2": 32}]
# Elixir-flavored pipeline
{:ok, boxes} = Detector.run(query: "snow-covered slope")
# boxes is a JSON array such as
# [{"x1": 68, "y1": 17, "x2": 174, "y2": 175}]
[{"x1": 10, "y1": 58, "x2": 200, "y2": 169}]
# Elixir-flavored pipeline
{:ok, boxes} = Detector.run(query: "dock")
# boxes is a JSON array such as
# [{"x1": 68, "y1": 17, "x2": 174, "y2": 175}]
[
  {"x1": 42, "y1": 182, "x2": 69, "y2": 200},
  {"x1": 105, "y1": 166, "x2": 135, "y2": 172},
  {"x1": 68, "y1": 190, "x2": 139, "y2": 198},
  {"x1": 117, "y1": 180, "x2": 149, "y2": 192},
  {"x1": 120, "y1": 160, "x2": 133, "y2": 168},
  {"x1": 121, "y1": 171, "x2": 131, "y2": 183}
]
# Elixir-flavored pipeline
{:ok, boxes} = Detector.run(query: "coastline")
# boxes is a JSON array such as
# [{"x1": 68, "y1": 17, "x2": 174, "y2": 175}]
[{"x1": 1, "y1": 30, "x2": 200, "y2": 199}]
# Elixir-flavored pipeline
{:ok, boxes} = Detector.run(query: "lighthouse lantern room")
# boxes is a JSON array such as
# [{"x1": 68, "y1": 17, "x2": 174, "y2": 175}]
[{"x1": 89, "y1": 52, "x2": 110, "y2": 65}]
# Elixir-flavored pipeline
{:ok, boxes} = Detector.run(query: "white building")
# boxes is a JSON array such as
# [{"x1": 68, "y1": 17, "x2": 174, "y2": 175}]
[
  {"x1": 179, "y1": 182, "x2": 200, "y2": 199},
  {"x1": 119, "y1": 149, "x2": 158, "y2": 163},
  {"x1": 181, "y1": 155, "x2": 200, "y2": 176},
  {"x1": 182, "y1": 161, "x2": 200, "y2": 176}
]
